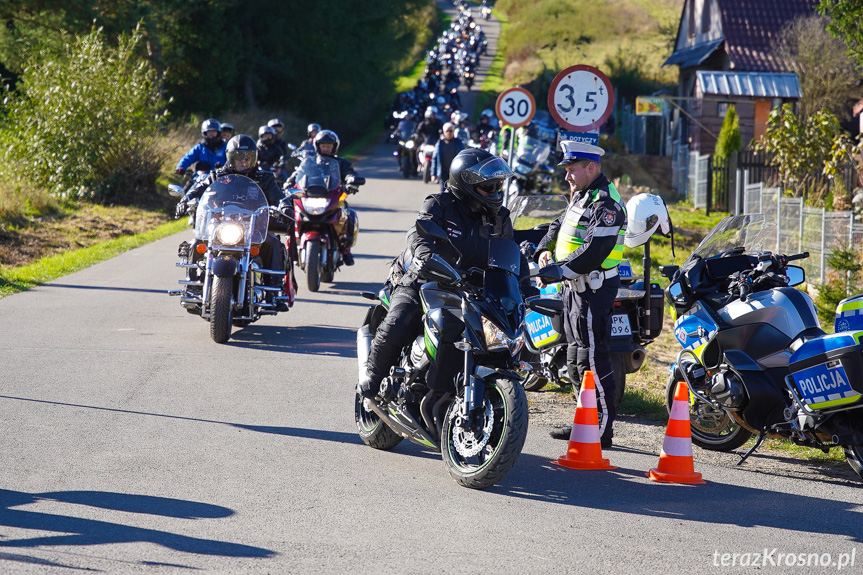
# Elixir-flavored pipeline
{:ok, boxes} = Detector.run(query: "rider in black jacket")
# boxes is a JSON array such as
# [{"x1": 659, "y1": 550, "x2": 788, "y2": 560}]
[
  {"x1": 175, "y1": 134, "x2": 294, "y2": 311},
  {"x1": 360, "y1": 148, "x2": 527, "y2": 398}
]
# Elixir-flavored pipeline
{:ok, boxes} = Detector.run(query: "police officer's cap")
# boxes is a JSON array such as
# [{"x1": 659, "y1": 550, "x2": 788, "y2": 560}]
[{"x1": 558, "y1": 140, "x2": 605, "y2": 166}]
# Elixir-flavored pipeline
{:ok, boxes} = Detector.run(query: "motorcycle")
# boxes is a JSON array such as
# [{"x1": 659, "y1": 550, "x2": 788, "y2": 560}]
[
  {"x1": 168, "y1": 175, "x2": 292, "y2": 343},
  {"x1": 287, "y1": 154, "x2": 363, "y2": 292},
  {"x1": 481, "y1": 0, "x2": 492, "y2": 20},
  {"x1": 662, "y1": 213, "x2": 863, "y2": 480},
  {"x1": 390, "y1": 115, "x2": 419, "y2": 179},
  {"x1": 418, "y1": 141, "x2": 436, "y2": 184},
  {"x1": 506, "y1": 135, "x2": 555, "y2": 196},
  {"x1": 355, "y1": 220, "x2": 529, "y2": 489},
  {"x1": 509, "y1": 194, "x2": 665, "y2": 402}
]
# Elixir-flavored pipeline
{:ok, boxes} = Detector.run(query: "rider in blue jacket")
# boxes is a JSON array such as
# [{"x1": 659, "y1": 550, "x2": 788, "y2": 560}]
[{"x1": 175, "y1": 118, "x2": 228, "y2": 175}]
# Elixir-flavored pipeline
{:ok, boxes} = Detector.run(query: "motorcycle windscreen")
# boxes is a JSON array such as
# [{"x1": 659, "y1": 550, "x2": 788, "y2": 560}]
[
  {"x1": 509, "y1": 194, "x2": 567, "y2": 227},
  {"x1": 195, "y1": 174, "x2": 269, "y2": 244},
  {"x1": 515, "y1": 136, "x2": 550, "y2": 164},
  {"x1": 690, "y1": 214, "x2": 777, "y2": 260},
  {"x1": 294, "y1": 155, "x2": 342, "y2": 197},
  {"x1": 483, "y1": 269, "x2": 523, "y2": 335}
]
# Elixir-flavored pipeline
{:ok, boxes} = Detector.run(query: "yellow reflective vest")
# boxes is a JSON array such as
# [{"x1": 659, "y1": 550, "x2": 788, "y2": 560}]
[{"x1": 553, "y1": 183, "x2": 626, "y2": 270}]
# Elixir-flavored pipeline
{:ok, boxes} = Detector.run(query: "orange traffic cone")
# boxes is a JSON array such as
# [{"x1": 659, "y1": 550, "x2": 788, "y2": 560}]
[
  {"x1": 551, "y1": 371, "x2": 616, "y2": 470},
  {"x1": 648, "y1": 380, "x2": 706, "y2": 484}
]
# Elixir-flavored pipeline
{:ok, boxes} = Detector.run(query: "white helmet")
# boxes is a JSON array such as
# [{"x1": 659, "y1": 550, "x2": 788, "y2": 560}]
[{"x1": 624, "y1": 193, "x2": 672, "y2": 248}]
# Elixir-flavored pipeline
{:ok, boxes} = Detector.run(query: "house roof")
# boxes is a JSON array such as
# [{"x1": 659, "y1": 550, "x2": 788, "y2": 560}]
[
  {"x1": 719, "y1": 0, "x2": 820, "y2": 71},
  {"x1": 697, "y1": 71, "x2": 801, "y2": 99},
  {"x1": 664, "y1": 0, "x2": 820, "y2": 71}
]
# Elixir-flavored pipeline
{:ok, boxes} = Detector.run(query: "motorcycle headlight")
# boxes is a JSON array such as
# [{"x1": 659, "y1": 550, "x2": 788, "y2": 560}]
[
  {"x1": 405, "y1": 140, "x2": 416, "y2": 149},
  {"x1": 215, "y1": 222, "x2": 244, "y2": 246},
  {"x1": 482, "y1": 316, "x2": 523, "y2": 355},
  {"x1": 302, "y1": 197, "x2": 329, "y2": 216}
]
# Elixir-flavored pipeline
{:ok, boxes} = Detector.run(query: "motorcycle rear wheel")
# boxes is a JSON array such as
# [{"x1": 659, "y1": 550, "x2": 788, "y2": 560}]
[
  {"x1": 442, "y1": 377, "x2": 528, "y2": 489},
  {"x1": 665, "y1": 374, "x2": 752, "y2": 451},
  {"x1": 843, "y1": 445, "x2": 863, "y2": 481},
  {"x1": 209, "y1": 275, "x2": 233, "y2": 343},
  {"x1": 306, "y1": 241, "x2": 322, "y2": 292},
  {"x1": 355, "y1": 392, "x2": 402, "y2": 450}
]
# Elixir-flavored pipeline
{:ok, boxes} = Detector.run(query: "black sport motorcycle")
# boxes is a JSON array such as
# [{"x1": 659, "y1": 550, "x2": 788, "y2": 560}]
[
  {"x1": 663, "y1": 214, "x2": 863, "y2": 479},
  {"x1": 355, "y1": 220, "x2": 529, "y2": 489}
]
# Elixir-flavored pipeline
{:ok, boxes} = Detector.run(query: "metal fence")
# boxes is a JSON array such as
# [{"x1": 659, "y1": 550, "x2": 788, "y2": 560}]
[{"x1": 742, "y1": 183, "x2": 859, "y2": 284}]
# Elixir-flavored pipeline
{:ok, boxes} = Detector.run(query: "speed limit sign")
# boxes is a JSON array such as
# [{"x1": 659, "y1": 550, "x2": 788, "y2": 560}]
[
  {"x1": 548, "y1": 65, "x2": 614, "y2": 132},
  {"x1": 495, "y1": 87, "x2": 536, "y2": 128}
]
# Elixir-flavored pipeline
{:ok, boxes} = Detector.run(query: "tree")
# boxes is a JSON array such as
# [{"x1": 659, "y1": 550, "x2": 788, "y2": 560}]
[
  {"x1": 818, "y1": 0, "x2": 863, "y2": 69},
  {"x1": 774, "y1": 14, "x2": 863, "y2": 120},
  {"x1": 752, "y1": 104, "x2": 861, "y2": 206}
]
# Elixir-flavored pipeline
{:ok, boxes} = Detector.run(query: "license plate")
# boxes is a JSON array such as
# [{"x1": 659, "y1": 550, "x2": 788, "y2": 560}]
[
  {"x1": 793, "y1": 360, "x2": 858, "y2": 407},
  {"x1": 611, "y1": 314, "x2": 631, "y2": 337}
]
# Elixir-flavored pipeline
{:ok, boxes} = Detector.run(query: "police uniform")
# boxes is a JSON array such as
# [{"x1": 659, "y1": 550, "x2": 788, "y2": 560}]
[{"x1": 535, "y1": 141, "x2": 626, "y2": 446}]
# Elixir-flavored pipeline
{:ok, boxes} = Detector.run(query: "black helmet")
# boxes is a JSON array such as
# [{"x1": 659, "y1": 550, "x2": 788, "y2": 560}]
[
  {"x1": 225, "y1": 135, "x2": 258, "y2": 174},
  {"x1": 307, "y1": 122, "x2": 321, "y2": 137},
  {"x1": 448, "y1": 149, "x2": 513, "y2": 215},
  {"x1": 201, "y1": 118, "x2": 221, "y2": 146},
  {"x1": 313, "y1": 129, "x2": 340, "y2": 156}
]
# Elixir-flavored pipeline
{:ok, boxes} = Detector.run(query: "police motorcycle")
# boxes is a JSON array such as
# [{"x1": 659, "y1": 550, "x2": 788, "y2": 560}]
[
  {"x1": 511, "y1": 194, "x2": 669, "y2": 403},
  {"x1": 506, "y1": 135, "x2": 555, "y2": 196},
  {"x1": 662, "y1": 213, "x2": 863, "y2": 479},
  {"x1": 286, "y1": 154, "x2": 363, "y2": 292},
  {"x1": 355, "y1": 220, "x2": 529, "y2": 490},
  {"x1": 168, "y1": 175, "x2": 293, "y2": 343}
]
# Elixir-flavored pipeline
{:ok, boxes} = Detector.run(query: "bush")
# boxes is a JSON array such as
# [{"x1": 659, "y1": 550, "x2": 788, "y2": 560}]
[{"x1": 0, "y1": 25, "x2": 167, "y2": 204}]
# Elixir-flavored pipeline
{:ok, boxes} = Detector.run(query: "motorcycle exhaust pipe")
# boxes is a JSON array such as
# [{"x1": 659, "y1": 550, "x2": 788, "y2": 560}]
[{"x1": 625, "y1": 346, "x2": 647, "y2": 373}]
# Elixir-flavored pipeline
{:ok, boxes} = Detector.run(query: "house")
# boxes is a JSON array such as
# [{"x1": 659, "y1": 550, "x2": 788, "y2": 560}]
[{"x1": 663, "y1": 0, "x2": 818, "y2": 156}]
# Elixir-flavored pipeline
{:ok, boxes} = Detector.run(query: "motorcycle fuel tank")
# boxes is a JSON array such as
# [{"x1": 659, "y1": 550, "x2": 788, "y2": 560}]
[{"x1": 718, "y1": 287, "x2": 819, "y2": 340}]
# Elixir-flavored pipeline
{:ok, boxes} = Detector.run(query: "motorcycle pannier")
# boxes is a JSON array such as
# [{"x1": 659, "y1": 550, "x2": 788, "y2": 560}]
[
  {"x1": 788, "y1": 332, "x2": 863, "y2": 411},
  {"x1": 835, "y1": 294, "x2": 863, "y2": 333}
]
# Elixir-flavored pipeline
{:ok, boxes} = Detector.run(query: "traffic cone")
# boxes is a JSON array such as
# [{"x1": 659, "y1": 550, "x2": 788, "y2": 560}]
[
  {"x1": 648, "y1": 380, "x2": 706, "y2": 484},
  {"x1": 551, "y1": 371, "x2": 616, "y2": 470}
]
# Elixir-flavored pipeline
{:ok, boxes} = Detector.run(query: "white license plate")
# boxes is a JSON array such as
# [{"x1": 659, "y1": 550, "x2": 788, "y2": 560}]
[{"x1": 611, "y1": 314, "x2": 631, "y2": 336}]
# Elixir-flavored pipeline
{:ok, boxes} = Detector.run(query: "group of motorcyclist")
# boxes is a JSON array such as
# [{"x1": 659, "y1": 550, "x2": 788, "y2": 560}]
[{"x1": 173, "y1": 117, "x2": 364, "y2": 311}]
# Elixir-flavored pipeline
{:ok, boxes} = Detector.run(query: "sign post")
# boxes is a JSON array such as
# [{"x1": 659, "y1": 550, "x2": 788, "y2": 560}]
[{"x1": 495, "y1": 87, "x2": 536, "y2": 205}]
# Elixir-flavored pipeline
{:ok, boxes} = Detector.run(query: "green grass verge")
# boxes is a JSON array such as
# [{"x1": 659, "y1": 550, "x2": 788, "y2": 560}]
[{"x1": 0, "y1": 218, "x2": 187, "y2": 299}]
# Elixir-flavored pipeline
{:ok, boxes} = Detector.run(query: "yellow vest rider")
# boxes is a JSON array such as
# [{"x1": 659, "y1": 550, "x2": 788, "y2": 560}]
[{"x1": 534, "y1": 140, "x2": 626, "y2": 448}]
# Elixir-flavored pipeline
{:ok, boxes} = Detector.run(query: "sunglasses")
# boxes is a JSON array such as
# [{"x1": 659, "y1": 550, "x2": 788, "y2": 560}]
[{"x1": 476, "y1": 181, "x2": 502, "y2": 194}]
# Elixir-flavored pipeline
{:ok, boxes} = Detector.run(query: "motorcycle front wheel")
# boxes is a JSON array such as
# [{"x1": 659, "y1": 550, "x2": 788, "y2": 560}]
[
  {"x1": 442, "y1": 377, "x2": 528, "y2": 489},
  {"x1": 306, "y1": 241, "x2": 322, "y2": 292},
  {"x1": 400, "y1": 154, "x2": 412, "y2": 178},
  {"x1": 209, "y1": 275, "x2": 233, "y2": 343},
  {"x1": 665, "y1": 374, "x2": 752, "y2": 451},
  {"x1": 422, "y1": 161, "x2": 431, "y2": 184},
  {"x1": 355, "y1": 392, "x2": 403, "y2": 450}
]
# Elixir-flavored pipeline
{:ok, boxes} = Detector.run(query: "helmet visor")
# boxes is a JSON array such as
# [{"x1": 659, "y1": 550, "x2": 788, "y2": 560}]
[{"x1": 460, "y1": 156, "x2": 513, "y2": 186}]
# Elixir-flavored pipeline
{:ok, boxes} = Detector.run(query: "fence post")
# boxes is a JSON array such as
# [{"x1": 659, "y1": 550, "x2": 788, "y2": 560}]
[
  {"x1": 820, "y1": 207, "x2": 827, "y2": 285},
  {"x1": 776, "y1": 188, "x2": 781, "y2": 253},
  {"x1": 798, "y1": 199, "x2": 803, "y2": 254},
  {"x1": 706, "y1": 154, "x2": 713, "y2": 216}
]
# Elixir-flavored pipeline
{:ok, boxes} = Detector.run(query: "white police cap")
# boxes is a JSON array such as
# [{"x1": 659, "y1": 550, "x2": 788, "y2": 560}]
[{"x1": 558, "y1": 140, "x2": 605, "y2": 166}]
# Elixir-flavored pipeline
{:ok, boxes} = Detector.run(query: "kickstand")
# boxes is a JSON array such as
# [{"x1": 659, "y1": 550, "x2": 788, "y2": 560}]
[{"x1": 736, "y1": 432, "x2": 766, "y2": 466}]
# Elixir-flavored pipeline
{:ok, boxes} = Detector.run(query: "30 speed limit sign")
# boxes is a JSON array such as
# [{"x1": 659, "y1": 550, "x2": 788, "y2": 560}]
[
  {"x1": 495, "y1": 87, "x2": 536, "y2": 128},
  {"x1": 548, "y1": 64, "x2": 614, "y2": 132}
]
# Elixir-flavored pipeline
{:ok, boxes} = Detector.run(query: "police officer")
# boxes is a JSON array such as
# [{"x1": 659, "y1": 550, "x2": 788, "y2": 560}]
[
  {"x1": 175, "y1": 135, "x2": 293, "y2": 312},
  {"x1": 535, "y1": 140, "x2": 626, "y2": 448},
  {"x1": 359, "y1": 148, "x2": 526, "y2": 399}
]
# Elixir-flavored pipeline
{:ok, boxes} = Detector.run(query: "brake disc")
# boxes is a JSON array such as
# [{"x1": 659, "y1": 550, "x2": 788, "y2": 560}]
[{"x1": 452, "y1": 401, "x2": 494, "y2": 458}]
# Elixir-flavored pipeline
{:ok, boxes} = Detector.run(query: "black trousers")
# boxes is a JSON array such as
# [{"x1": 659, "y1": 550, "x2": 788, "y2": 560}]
[
  {"x1": 562, "y1": 275, "x2": 620, "y2": 444},
  {"x1": 367, "y1": 286, "x2": 423, "y2": 387},
  {"x1": 259, "y1": 233, "x2": 287, "y2": 283}
]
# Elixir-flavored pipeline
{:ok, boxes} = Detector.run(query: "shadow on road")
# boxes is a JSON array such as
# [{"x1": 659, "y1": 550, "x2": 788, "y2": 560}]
[
  {"x1": 227, "y1": 324, "x2": 356, "y2": 356},
  {"x1": 0, "y1": 489, "x2": 275, "y2": 564},
  {"x1": 488, "y1": 451, "x2": 863, "y2": 542},
  {"x1": 45, "y1": 283, "x2": 168, "y2": 295}
]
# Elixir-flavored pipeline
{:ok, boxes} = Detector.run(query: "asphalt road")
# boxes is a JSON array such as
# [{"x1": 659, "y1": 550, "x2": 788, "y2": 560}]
[{"x1": 2, "y1": 7, "x2": 863, "y2": 575}]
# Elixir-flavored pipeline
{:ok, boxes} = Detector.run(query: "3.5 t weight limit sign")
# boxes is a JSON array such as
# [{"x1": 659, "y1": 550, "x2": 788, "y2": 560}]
[
  {"x1": 495, "y1": 87, "x2": 535, "y2": 128},
  {"x1": 548, "y1": 65, "x2": 614, "y2": 132}
]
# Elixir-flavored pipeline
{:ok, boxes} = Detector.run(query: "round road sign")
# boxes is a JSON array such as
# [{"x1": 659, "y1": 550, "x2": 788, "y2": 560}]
[
  {"x1": 547, "y1": 65, "x2": 614, "y2": 132},
  {"x1": 495, "y1": 87, "x2": 536, "y2": 128}
]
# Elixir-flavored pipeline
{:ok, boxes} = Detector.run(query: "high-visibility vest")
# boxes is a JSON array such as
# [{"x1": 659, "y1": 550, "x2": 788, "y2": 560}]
[{"x1": 554, "y1": 184, "x2": 626, "y2": 270}]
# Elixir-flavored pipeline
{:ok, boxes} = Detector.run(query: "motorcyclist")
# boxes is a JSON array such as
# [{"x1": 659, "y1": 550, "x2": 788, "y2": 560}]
[
  {"x1": 175, "y1": 118, "x2": 227, "y2": 175},
  {"x1": 534, "y1": 140, "x2": 627, "y2": 448},
  {"x1": 220, "y1": 122, "x2": 235, "y2": 143},
  {"x1": 360, "y1": 148, "x2": 528, "y2": 399},
  {"x1": 296, "y1": 123, "x2": 320, "y2": 156},
  {"x1": 175, "y1": 134, "x2": 293, "y2": 312},
  {"x1": 267, "y1": 118, "x2": 291, "y2": 159},
  {"x1": 285, "y1": 129, "x2": 363, "y2": 266},
  {"x1": 256, "y1": 125, "x2": 284, "y2": 170},
  {"x1": 451, "y1": 111, "x2": 471, "y2": 146},
  {"x1": 414, "y1": 106, "x2": 444, "y2": 145}
]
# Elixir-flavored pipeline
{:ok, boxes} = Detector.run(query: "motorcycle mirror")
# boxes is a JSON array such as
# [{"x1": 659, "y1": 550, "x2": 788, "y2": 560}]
[
  {"x1": 786, "y1": 265, "x2": 805, "y2": 287},
  {"x1": 533, "y1": 265, "x2": 563, "y2": 284},
  {"x1": 167, "y1": 184, "x2": 184, "y2": 198},
  {"x1": 415, "y1": 219, "x2": 451, "y2": 244},
  {"x1": 660, "y1": 265, "x2": 679, "y2": 280},
  {"x1": 668, "y1": 281, "x2": 686, "y2": 302},
  {"x1": 288, "y1": 143, "x2": 297, "y2": 151},
  {"x1": 360, "y1": 291, "x2": 380, "y2": 301}
]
